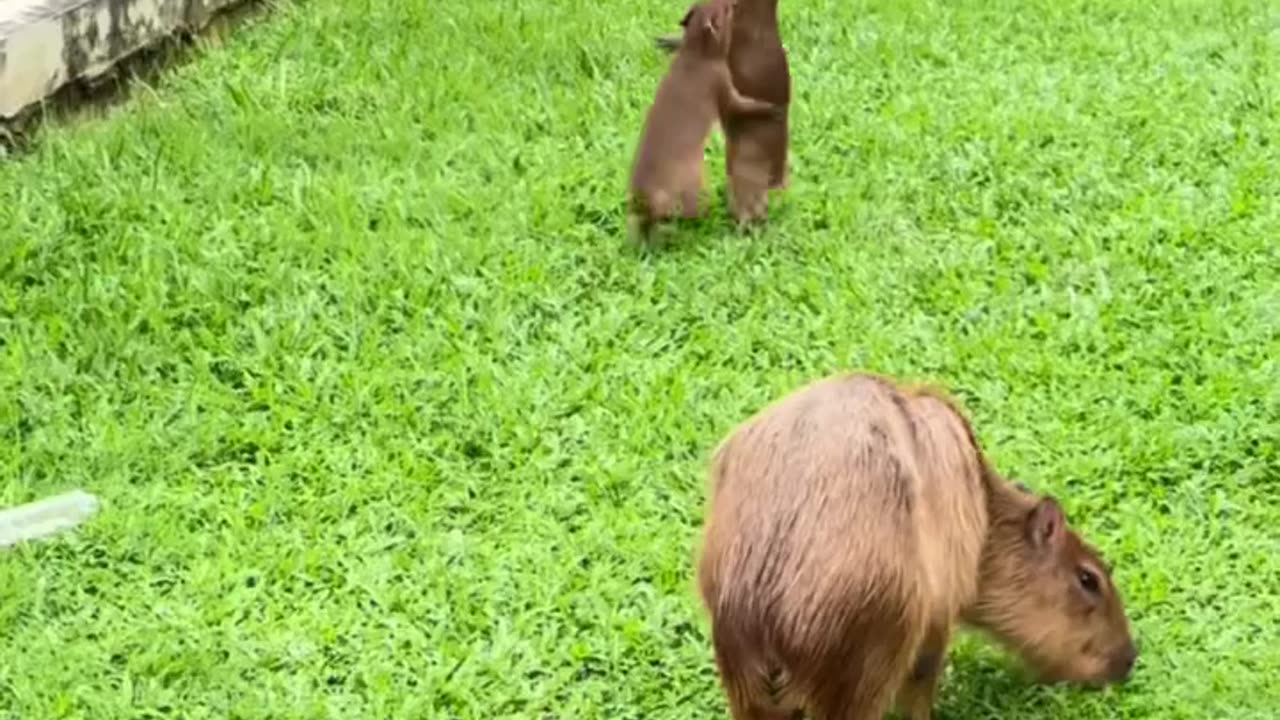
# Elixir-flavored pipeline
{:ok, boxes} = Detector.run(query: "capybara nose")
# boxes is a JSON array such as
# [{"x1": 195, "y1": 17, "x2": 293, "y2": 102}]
[{"x1": 1110, "y1": 643, "x2": 1138, "y2": 682}]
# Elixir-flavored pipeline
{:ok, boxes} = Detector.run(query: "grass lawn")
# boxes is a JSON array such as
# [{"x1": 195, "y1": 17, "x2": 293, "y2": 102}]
[{"x1": 1, "y1": 0, "x2": 1278, "y2": 717}]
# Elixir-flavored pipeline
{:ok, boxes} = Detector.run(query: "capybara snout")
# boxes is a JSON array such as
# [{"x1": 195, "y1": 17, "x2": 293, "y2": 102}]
[
  {"x1": 697, "y1": 373, "x2": 1136, "y2": 720},
  {"x1": 965, "y1": 492, "x2": 1137, "y2": 688}
]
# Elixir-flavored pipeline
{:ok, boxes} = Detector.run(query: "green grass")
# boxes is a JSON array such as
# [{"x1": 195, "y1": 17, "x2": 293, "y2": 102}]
[{"x1": 1, "y1": 0, "x2": 1278, "y2": 717}]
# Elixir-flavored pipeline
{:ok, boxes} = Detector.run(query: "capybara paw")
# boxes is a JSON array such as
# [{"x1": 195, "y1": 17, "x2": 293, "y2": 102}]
[{"x1": 731, "y1": 193, "x2": 769, "y2": 226}]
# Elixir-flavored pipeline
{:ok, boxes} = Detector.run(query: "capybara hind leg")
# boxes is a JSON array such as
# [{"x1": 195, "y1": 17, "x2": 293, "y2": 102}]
[
  {"x1": 633, "y1": 215, "x2": 657, "y2": 243},
  {"x1": 726, "y1": 696, "x2": 799, "y2": 720},
  {"x1": 679, "y1": 186, "x2": 702, "y2": 219},
  {"x1": 729, "y1": 175, "x2": 769, "y2": 225},
  {"x1": 726, "y1": 144, "x2": 772, "y2": 225},
  {"x1": 809, "y1": 624, "x2": 923, "y2": 720},
  {"x1": 765, "y1": 117, "x2": 790, "y2": 190},
  {"x1": 771, "y1": 163, "x2": 791, "y2": 191},
  {"x1": 710, "y1": 641, "x2": 799, "y2": 719},
  {"x1": 714, "y1": 673, "x2": 797, "y2": 720},
  {"x1": 894, "y1": 623, "x2": 951, "y2": 720},
  {"x1": 808, "y1": 682, "x2": 896, "y2": 720},
  {"x1": 767, "y1": 161, "x2": 789, "y2": 191},
  {"x1": 648, "y1": 189, "x2": 675, "y2": 220}
]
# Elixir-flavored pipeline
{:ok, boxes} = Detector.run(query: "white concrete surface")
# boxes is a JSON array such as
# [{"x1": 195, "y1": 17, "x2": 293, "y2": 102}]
[{"x1": 0, "y1": 0, "x2": 246, "y2": 121}]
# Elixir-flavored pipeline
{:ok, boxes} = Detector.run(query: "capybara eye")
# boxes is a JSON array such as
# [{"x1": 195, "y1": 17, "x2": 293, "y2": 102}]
[{"x1": 1077, "y1": 567, "x2": 1100, "y2": 594}]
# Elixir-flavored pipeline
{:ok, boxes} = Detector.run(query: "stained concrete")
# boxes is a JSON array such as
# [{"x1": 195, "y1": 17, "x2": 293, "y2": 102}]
[{"x1": 0, "y1": 0, "x2": 246, "y2": 121}]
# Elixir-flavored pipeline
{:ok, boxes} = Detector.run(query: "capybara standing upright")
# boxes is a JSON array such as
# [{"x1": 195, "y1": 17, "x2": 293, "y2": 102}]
[
  {"x1": 721, "y1": 0, "x2": 790, "y2": 223},
  {"x1": 657, "y1": 0, "x2": 791, "y2": 224},
  {"x1": 697, "y1": 373, "x2": 1137, "y2": 720},
  {"x1": 629, "y1": 0, "x2": 782, "y2": 240}
]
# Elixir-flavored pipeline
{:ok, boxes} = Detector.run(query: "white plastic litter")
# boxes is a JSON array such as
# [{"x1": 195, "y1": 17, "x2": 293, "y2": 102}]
[{"x1": 0, "y1": 489, "x2": 101, "y2": 549}]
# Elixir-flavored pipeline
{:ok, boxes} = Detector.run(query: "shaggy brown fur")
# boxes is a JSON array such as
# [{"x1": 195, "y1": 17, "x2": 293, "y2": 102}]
[
  {"x1": 629, "y1": 0, "x2": 781, "y2": 240},
  {"x1": 697, "y1": 372, "x2": 1137, "y2": 720}
]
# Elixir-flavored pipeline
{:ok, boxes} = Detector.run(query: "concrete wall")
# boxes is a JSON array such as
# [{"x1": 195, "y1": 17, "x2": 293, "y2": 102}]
[{"x1": 0, "y1": 0, "x2": 246, "y2": 121}]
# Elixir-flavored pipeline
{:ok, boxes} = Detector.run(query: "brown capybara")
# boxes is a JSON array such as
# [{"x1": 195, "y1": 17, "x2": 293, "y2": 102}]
[
  {"x1": 656, "y1": 0, "x2": 791, "y2": 224},
  {"x1": 696, "y1": 373, "x2": 1138, "y2": 720},
  {"x1": 629, "y1": 0, "x2": 781, "y2": 240}
]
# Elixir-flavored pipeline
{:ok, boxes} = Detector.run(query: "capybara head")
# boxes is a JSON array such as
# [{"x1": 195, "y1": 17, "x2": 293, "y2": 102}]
[
  {"x1": 968, "y1": 490, "x2": 1138, "y2": 686},
  {"x1": 679, "y1": 0, "x2": 736, "y2": 55}
]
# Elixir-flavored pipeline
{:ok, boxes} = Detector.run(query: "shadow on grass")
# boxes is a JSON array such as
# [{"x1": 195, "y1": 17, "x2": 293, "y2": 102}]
[
  {"x1": 930, "y1": 650, "x2": 1138, "y2": 720},
  {"x1": 619, "y1": 185, "x2": 794, "y2": 259}
]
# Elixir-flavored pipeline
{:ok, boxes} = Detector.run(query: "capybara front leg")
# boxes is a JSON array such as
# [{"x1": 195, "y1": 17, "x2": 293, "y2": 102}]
[
  {"x1": 894, "y1": 623, "x2": 951, "y2": 720},
  {"x1": 723, "y1": 87, "x2": 781, "y2": 118}
]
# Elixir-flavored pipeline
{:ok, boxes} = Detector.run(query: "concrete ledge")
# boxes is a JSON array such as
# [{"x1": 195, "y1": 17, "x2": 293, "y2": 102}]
[{"x1": 0, "y1": 0, "x2": 249, "y2": 122}]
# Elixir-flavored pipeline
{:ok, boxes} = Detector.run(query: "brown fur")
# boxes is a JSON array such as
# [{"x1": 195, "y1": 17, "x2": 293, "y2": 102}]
[
  {"x1": 629, "y1": 0, "x2": 781, "y2": 240},
  {"x1": 697, "y1": 372, "x2": 1138, "y2": 720},
  {"x1": 656, "y1": 0, "x2": 791, "y2": 224}
]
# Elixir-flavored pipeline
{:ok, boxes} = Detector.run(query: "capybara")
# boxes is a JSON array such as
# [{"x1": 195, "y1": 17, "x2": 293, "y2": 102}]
[
  {"x1": 696, "y1": 373, "x2": 1137, "y2": 720},
  {"x1": 629, "y1": 0, "x2": 781, "y2": 240},
  {"x1": 656, "y1": 0, "x2": 791, "y2": 224}
]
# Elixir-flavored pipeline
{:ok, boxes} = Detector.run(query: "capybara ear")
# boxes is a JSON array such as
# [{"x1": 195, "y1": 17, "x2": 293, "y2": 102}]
[
  {"x1": 679, "y1": 6, "x2": 695, "y2": 27},
  {"x1": 1026, "y1": 496, "x2": 1066, "y2": 551}
]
